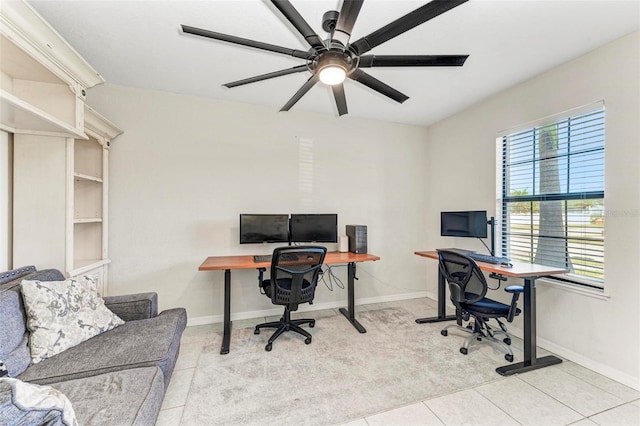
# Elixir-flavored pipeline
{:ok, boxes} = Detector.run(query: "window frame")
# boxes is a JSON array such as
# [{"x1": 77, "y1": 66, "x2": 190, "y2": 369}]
[{"x1": 496, "y1": 102, "x2": 605, "y2": 289}]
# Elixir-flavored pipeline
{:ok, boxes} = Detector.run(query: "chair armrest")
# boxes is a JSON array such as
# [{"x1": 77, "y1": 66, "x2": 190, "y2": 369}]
[
  {"x1": 504, "y1": 285, "x2": 524, "y2": 322},
  {"x1": 104, "y1": 292, "x2": 158, "y2": 321}
]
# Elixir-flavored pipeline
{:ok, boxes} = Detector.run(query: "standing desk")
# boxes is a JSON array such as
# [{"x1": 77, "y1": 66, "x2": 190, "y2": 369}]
[
  {"x1": 198, "y1": 252, "x2": 380, "y2": 354},
  {"x1": 414, "y1": 250, "x2": 568, "y2": 376}
]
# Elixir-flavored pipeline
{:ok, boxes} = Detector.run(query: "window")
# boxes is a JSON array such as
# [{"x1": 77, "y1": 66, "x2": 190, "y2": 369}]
[{"x1": 499, "y1": 104, "x2": 605, "y2": 288}]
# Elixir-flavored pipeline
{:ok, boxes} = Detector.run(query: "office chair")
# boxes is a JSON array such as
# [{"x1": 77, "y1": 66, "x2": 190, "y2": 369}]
[
  {"x1": 438, "y1": 250, "x2": 523, "y2": 362},
  {"x1": 254, "y1": 246, "x2": 327, "y2": 351}
]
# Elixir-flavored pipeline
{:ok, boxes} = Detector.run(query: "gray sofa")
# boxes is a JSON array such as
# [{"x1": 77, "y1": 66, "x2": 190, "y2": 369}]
[{"x1": 0, "y1": 266, "x2": 187, "y2": 425}]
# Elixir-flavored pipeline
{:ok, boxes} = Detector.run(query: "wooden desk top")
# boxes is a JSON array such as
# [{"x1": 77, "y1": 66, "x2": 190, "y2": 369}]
[
  {"x1": 199, "y1": 251, "x2": 380, "y2": 271},
  {"x1": 414, "y1": 250, "x2": 568, "y2": 278}
]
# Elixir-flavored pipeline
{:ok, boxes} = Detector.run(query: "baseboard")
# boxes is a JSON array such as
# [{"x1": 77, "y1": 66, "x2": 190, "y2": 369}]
[
  {"x1": 540, "y1": 335, "x2": 639, "y2": 390},
  {"x1": 186, "y1": 291, "x2": 429, "y2": 327},
  {"x1": 505, "y1": 325, "x2": 639, "y2": 391}
]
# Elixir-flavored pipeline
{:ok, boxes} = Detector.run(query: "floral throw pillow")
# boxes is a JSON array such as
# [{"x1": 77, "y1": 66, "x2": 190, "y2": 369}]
[{"x1": 20, "y1": 276, "x2": 124, "y2": 364}]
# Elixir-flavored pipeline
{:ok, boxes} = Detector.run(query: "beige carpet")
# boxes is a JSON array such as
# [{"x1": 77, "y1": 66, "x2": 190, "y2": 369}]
[{"x1": 180, "y1": 305, "x2": 525, "y2": 425}]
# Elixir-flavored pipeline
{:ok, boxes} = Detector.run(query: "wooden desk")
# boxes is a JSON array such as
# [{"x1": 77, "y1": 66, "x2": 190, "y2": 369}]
[
  {"x1": 199, "y1": 251, "x2": 380, "y2": 354},
  {"x1": 414, "y1": 250, "x2": 568, "y2": 376}
]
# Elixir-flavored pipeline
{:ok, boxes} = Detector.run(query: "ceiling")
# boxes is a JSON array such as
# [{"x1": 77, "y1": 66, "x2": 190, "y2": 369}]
[{"x1": 29, "y1": 0, "x2": 640, "y2": 127}]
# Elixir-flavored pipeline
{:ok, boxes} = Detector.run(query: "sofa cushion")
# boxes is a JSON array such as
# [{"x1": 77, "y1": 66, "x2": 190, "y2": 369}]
[
  {"x1": 0, "y1": 269, "x2": 66, "y2": 376},
  {"x1": 52, "y1": 367, "x2": 164, "y2": 426},
  {"x1": 18, "y1": 308, "x2": 187, "y2": 391},
  {"x1": 21, "y1": 276, "x2": 125, "y2": 364},
  {"x1": 0, "y1": 290, "x2": 31, "y2": 377},
  {"x1": 0, "y1": 377, "x2": 77, "y2": 426},
  {"x1": 103, "y1": 292, "x2": 158, "y2": 321}
]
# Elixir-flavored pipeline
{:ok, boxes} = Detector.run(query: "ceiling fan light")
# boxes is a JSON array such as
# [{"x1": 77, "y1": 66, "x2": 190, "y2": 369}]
[{"x1": 319, "y1": 65, "x2": 346, "y2": 85}]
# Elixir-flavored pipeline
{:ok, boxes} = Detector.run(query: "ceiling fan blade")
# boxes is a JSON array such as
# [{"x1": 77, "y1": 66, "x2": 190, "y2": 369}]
[
  {"x1": 181, "y1": 25, "x2": 312, "y2": 60},
  {"x1": 349, "y1": 0, "x2": 468, "y2": 55},
  {"x1": 224, "y1": 65, "x2": 309, "y2": 88},
  {"x1": 332, "y1": 83, "x2": 348, "y2": 116},
  {"x1": 280, "y1": 74, "x2": 319, "y2": 111},
  {"x1": 349, "y1": 69, "x2": 409, "y2": 104},
  {"x1": 333, "y1": 0, "x2": 364, "y2": 47},
  {"x1": 271, "y1": 0, "x2": 326, "y2": 52},
  {"x1": 359, "y1": 54, "x2": 469, "y2": 67}
]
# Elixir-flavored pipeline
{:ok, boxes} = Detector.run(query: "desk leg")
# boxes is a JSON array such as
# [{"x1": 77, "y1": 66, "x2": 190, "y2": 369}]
[
  {"x1": 496, "y1": 277, "x2": 562, "y2": 375},
  {"x1": 416, "y1": 267, "x2": 457, "y2": 324},
  {"x1": 339, "y1": 262, "x2": 367, "y2": 333},
  {"x1": 220, "y1": 269, "x2": 233, "y2": 355}
]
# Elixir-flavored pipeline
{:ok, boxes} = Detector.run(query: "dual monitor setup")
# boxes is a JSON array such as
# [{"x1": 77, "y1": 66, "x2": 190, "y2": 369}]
[{"x1": 240, "y1": 213, "x2": 338, "y2": 245}]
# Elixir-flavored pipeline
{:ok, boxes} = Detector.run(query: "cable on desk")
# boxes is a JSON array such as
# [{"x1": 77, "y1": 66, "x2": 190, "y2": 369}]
[{"x1": 319, "y1": 265, "x2": 345, "y2": 291}]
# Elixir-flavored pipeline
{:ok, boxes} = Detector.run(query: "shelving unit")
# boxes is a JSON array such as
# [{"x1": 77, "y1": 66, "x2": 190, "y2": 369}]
[
  {"x1": 4, "y1": 1, "x2": 121, "y2": 295},
  {"x1": 66, "y1": 106, "x2": 122, "y2": 293}
]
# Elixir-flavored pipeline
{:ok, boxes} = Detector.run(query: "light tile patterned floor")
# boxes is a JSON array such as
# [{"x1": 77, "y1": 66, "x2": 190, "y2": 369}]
[{"x1": 156, "y1": 298, "x2": 640, "y2": 426}]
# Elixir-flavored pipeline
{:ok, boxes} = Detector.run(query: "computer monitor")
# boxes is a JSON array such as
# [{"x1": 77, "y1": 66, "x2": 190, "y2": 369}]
[
  {"x1": 441, "y1": 210, "x2": 488, "y2": 238},
  {"x1": 290, "y1": 214, "x2": 338, "y2": 243},
  {"x1": 239, "y1": 214, "x2": 290, "y2": 244}
]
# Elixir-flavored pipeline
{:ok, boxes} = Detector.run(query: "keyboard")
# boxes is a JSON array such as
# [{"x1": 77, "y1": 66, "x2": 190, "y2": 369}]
[
  {"x1": 466, "y1": 252, "x2": 511, "y2": 265},
  {"x1": 438, "y1": 248, "x2": 510, "y2": 265},
  {"x1": 253, "y1": 253, "x2": 299, "y2": 263}
]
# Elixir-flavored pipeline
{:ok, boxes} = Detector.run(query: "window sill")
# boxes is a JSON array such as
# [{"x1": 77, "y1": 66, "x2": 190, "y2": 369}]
[{"x1": 537, "y1": 277, "x2": 610, "y2": 300}]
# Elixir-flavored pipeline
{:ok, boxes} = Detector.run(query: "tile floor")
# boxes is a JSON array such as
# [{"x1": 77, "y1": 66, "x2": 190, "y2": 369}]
[{"x1": 156, "y1": 299, "x2": 640, "y2": 426}]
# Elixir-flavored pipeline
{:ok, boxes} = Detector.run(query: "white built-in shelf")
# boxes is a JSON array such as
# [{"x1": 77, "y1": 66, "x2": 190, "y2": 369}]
[
  {"x1": 74, "y1": 172, "x2": 103, "y2": 183},
  {"x1": 5, "y1": 1, "x2": 115, "y2": 296},
  {"x1": 71, "y1": 258, "x2": 111, "y2": 277},
  {"x1": 0, "y1": 90, "x2": 87, "y2": 138},
  {"x1": 74, "y1": 217, "x2": 102, "y2": 224}
]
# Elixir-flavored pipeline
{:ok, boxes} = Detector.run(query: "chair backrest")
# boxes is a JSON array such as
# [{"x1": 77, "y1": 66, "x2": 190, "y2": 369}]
[
  {"x1": 437, "y1": 250, "x2": 488, "y2": 309},
  {"x1": 269, "y1": 246, "x2": 327, "y2": 311}
]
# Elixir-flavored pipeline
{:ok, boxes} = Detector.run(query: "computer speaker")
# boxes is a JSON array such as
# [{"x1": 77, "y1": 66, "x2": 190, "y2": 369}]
[{"x1": 338, "y1": 235, "x2": 349, "y2": 252}]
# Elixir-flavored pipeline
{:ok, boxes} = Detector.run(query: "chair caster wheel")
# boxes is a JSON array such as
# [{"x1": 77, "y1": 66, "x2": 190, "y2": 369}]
[
  {"x1": 503, "y1": 337, "x2": 511, "y2": 345},
  {"x1": 265, "y1": 344, "x2": 272, "y2": 351},
  {"x1": 305, "y1": 337, "x2": 312, "y2": 344},
  {"x1": 309, "y1": 320, "x2": 315, "y2": 328},
  {"x1": 460, "y1": 347, "x2": 468, "y2": 355},
  {"x1": 441, "y1": 330, "x2": 448, "y2": 336},
  {"x1": 254, "y1": 328, "x2": 260, "y2": 335},
  {"x1": 505, "y1": 354, "x2": 514, "y2": 362}
]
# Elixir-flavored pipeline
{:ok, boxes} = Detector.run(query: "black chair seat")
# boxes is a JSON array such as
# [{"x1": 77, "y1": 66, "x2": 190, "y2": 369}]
[
  {"x1": 462, "y1": 297, "x2": 522, "y2": 317},
  {"x1": 261, "y1": 278, "x2": 312, "y2": 297}
]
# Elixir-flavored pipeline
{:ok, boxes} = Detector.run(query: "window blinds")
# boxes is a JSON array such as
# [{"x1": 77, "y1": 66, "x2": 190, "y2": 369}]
[{"x1": 501, "y1": 107, "x2": 605, "y2": 286}]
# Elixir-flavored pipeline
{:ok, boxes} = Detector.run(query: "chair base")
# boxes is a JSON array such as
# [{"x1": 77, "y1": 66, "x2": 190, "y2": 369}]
[
  {"x1": 441, "y1": 318, "x2": 515, "y2": 362},
  {"x1": 254, "y1": 309, "x2": 315, "y2": 351}
]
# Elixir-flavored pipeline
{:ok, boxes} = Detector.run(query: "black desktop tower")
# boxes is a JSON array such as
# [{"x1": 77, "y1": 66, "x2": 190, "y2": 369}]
[{"x1": 346, "y1": 225, "x2": 367, "y2": 254}]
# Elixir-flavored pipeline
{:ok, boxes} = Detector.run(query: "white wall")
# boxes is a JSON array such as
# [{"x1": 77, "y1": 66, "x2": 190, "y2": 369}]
[
  {"x1": 86, "y1": 84, "x2": 430, "y2": 322},
  {"x1": 425, "y1": 32, "x2": 640, "y2": 388}
]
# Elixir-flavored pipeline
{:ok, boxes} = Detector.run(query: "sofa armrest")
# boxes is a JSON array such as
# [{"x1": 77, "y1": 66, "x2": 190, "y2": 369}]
[{"x1": 104, "y1": 293, "x2": 158, "y2": 321}]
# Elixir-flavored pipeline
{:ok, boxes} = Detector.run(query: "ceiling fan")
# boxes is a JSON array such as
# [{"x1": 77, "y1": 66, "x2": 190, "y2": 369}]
[{"x1": 181, "y1": 0, "x2": 469, "y2": 116}]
